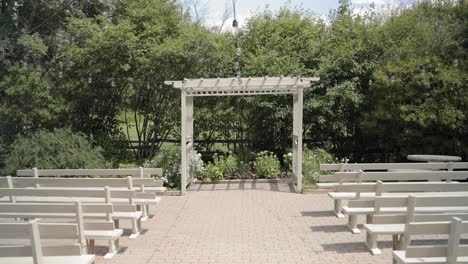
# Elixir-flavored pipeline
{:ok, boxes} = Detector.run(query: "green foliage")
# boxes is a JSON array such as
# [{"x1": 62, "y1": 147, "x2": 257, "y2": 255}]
[
  {"x1": 302, "y1": 148, "x2": 337, "y2": 185},
  {"x1": 143, "y1": 146, "x2": 181, "y2": 189},
  {"x1": 0, "y1": 63, "x2": 66, "y2": 142},
  {"x1": 203, "y1": 163, "x2": 224, "y2": 182},
  {"x1": 1, "y1": 0, "x2": 467, "y2": 169},
  {"x1": 3, "y1": 128, "x2": 108, "y2": 174},
  {"x1": 118, "y1": 163, "x2": 139, "y2": 169},
  {"x1": 213, "y1": 154, "x2": 238, "y2": 176},
  {"x1": 254, "y1": 151, "x2": 281, "y2": 178}
]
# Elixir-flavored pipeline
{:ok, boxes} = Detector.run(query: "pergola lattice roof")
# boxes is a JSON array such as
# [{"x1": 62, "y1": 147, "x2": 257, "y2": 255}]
[{"x1": 164, "y1": 77, "x2": 319, "y2": 96}]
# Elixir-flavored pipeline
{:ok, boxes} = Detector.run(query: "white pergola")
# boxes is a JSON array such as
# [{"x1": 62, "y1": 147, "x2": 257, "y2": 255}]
[{"x1": 164, "y1": 76, "x2": 319, "y2": 195}]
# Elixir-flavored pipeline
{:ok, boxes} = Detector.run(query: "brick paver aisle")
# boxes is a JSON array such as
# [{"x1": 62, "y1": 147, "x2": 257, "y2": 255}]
[{"x1": 99, "y1": 182, "x2": 392, "y2": 263}]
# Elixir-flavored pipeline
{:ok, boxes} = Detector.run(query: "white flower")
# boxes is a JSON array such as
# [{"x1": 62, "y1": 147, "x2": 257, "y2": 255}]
[
  {"x1": 287, "y1": 152, "x2": 293, "y2": 157},
  {"x1": 197, "y1": 153, "x2": 202, "y2": 157}
]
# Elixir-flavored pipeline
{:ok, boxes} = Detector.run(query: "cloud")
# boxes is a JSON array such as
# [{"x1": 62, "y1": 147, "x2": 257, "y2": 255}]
[{"x1": 352, "y1": 0, "x2": 387, "y2": 5}]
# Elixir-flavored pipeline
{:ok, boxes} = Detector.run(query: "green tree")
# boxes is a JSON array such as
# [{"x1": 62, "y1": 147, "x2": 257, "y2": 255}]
[{"x1": 3, "y1": 128, "x2": 108, "y2": 174}]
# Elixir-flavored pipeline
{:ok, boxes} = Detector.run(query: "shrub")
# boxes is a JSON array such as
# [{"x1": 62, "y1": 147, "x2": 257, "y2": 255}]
[
  {"x1": 143, "y1": 146, "x2": 181, "y2": 189},
  {"x1": 94, "y1": 132, "x2": 133, "y2": 167},
  {"x1": 143, "y1": 146, "x2": 204, "y2": 189},
  {"x1": 3, "y1": 128, "x2": 108, "y2": 174},
  {"x1": 302, "y1": 148, "x2": 336, "y2": 185},
  {"x1": 118, "y1": 163, "x2": 139, "y2": 168},
  {"x1": 254, "y1": 151, "x2": 281, "y2": 178},
  {"x1": 213, "y1": 154, "x2": 238, "y2": 176},
  {"x1": 282, "y1": 152, "x2": 293, "y2": 172},
  {"x1": 203, "y1": 163, "x2": 223, "y2": 182},
  {"x1": 238, "y1": 161, "x2": 252, "y2": 178},
  {"x1": 191, "y1": 151, "x2": 205, "y2": 178}
]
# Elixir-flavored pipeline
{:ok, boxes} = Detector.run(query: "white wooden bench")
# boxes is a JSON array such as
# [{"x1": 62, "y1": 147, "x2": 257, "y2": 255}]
[
  {"x1": 0, "y1": 202, "x2": 122, "y2": 258},
  {"x1": 0, "y1": 187, "x2": 144, "y2": 238},
  {"x1": 0, "y1": 219, "x2": 95, "y2": 264},
  {"x1": 342, "y1": 190, "x2": 468, "y2": 234},
  {"x1": 7, "y1": 176, "x2": 162, "y2": 220},
  {"x1": 318, "y1": 162, "x2": 468, "y2": 188},
  {"x1": 321, "y1": 170, "x2": 468, "y2": 217},
  {"x1": 362, "y1": 195, "x2": 468, "y2": 255},
  {"x1": 320, "y1": 162, "x2": 468, "y2": 175},
  {"x1": 330, "y1": 177, "x2": 468, "y2": 217},
  {"x1": 393, "y1": 217, "x2": 468, "y2": 264},
  {"x1": 16, "y1": 168, "x2": 166, "y2": 193}
]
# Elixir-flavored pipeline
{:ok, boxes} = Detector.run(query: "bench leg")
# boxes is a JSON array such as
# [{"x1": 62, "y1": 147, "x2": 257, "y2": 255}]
[
  {"x1": 87, "y1": 239, "x2": 95, "y2": 254},
  {"x1": 114, "y1": 220, "x2": 119, "y2": 229},
  {"x1": 347, "y1": 215, "x2": 360, "y2": 234},
  {"x1": 334, "y1": 200, "x2": 344, "y2": 218},
  {"x1": 104, "y1": 239, "x2": 118, "y2": 259},
  {"x1": 366, "y1": 214, "x2": 373, "y2": 224},
  {"x1": 392, "y1": 235, "x2": 401, "y2": 264},
  {"x1": 145, "y1": 205, "x2": 151, "y2": 218},
  {"x1": 129, "y1": 218, "x2": 140, "y2": 239},
  {"x1": 140, "y1": 204, "x2": 148, "y2": 221},
  {"x1": 365, "y1": 233, "x2": 381, "y2": 255}
]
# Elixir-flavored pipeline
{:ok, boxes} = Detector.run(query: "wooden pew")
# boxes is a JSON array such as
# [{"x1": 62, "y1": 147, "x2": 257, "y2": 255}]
[
  {"x1": 393, "y1": 217, "x2": 468, "y2": 264},
  {"x1": 0, "y1": 187, "x2": 145, "y2": 238},
  {"x1": 320, "y1": 162, "x2": 468, "y2": 174},
  {"x1": 15, "y1": 168, "x2": 166, "y2": 193},
  {"x1": 362, "y1": 195, "x2": 468, "y2": 255},
  {"x1": 0, "y1": 219, "x2": 95, "y2": 264},
  {"x1": 342, "y1": 188, "x2": 468, "y2": 234},
  {"x1": 320, "y1": 170, "x2": 468, "y2": 217},
  {"x1": 0, "y1": 202, "x2": 122, "y2": 259},
  {"x1": 330, "y1": 177, "x2": 468, "y2": 217},
  {"x1": 7, "y1": 176, "x2": 162, "y2": 220}
]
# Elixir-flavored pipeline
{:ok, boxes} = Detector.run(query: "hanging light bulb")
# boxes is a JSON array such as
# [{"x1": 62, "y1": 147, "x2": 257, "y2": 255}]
[
  {"x1": 368, "y1": 79, "x2": 372, "y2": 86},
  {"x1": 391, "y1": 74, "x2": 395, "y2": 82},
  {"x1": 147, "y1": 82, "x2": 150, "y2": 90},
  {"x1": 453, "y1": 58, "x2": 459, "y2": 67},
  {"x1": 88, "y1": 74, "x2": 92, "y2": 84},
  {"x1": 111, "y1": 78, "x2": 116, "y2": 87}
]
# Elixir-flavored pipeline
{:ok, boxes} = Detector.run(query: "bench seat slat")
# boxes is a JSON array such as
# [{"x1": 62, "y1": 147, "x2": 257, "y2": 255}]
[
  {"x1": 84, "y1": 229, "x2": 123, "y2": 240},
  {"x1": 0, "y1": 255, "x2": 95, "y2": 264},
  {"x1": 393, "y1": 250, "x2": 468, "y2": 264}
]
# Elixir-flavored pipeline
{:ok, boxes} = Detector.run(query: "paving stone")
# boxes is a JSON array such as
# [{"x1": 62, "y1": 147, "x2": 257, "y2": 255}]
[{"x1": 94, "y1": 182, "x2": 392, "y2": 263}]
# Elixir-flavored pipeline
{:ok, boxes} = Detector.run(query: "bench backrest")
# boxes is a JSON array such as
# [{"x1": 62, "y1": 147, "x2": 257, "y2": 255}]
[
  {"x1": 373, "y1": 212, "x2": 468, "y2": 224},
  {"x1": 333, "y1": 181, "x2": 468, "y2": 195},
  {"x1": 0, "y1": 219, "x2": 85, "y2": 264},
  {"x1": 403, "y1": 217, "x2": 468, "y2": 263},
  {"x1": 0, "y1": 202, "x2": 87, "y2": 249},
  {"x1": 321, "y1": 170, "x2": 468, "y2": 183},
  {"x1": 0, "y1": 202, "x2": 114, "y2": 221},
  {"x1": 0, "y1": 187, "x2": 134, "y2": 200},
  {"x1": 348, "y1": 194, "x2": 468, "y2": 214},
  {"x1": 16, "y1": 167, "x2": 163, "y2": 179},
  {"x1": 9, "y1": 176, "x2": 162, "y2": 188},
  {"x1": 320, "y1": 162, "x2": 468, "y2": 171}
]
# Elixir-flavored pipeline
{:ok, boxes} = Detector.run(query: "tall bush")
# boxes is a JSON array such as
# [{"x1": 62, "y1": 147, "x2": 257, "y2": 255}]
[
  {"x1": 254, "y1": 151, "x2": 281, "y2": 178},
  {"x1": 302, "y1": 148, "x2": 337, "y2": 186},
  {"x1": 3, "y1": 128, "x2": 108, "y2": 174}
]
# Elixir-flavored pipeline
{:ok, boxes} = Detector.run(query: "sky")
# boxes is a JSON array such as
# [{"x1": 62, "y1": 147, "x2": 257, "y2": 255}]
[{"x1": 195, "y1": 0, "x2": 416, "y2": 28}]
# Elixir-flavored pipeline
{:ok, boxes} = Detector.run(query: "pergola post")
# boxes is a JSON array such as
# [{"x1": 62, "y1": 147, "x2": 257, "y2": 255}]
[
  {"x1": 187, "y1": 95, "x2": 194, "y2": 190},
  {"x1": 180, "y1": 91, "x2": 194, "y2": 195},
  {"x1": 292, "y1": 88, "x2": 303, "y2": 193}
]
